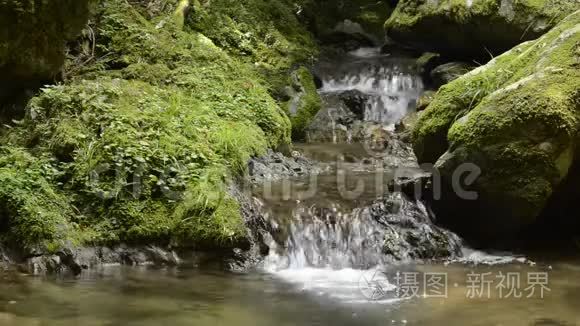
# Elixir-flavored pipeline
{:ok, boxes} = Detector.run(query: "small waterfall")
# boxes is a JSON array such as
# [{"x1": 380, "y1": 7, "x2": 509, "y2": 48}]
[
  {"x1": 262, "y1": 201, "x2": 389, "y2": 271},
  {"x1": 318, "y1": 48, "x2": 424, "y2": 126},
  {"x1": 256, "y1": 185, "x2": 462, "y2": 303},
  {"x1": 254, "y1": 48, "x2": 458, "y2": 303}
]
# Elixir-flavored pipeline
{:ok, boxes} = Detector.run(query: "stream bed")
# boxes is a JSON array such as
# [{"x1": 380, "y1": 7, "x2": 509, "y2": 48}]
[{"x1": 1, "y1": 48, "x2": 578, "y2": 326}]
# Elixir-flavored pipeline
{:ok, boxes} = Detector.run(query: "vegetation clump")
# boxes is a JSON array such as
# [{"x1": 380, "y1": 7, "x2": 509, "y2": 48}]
[{"x1": 0, "y1": 0, "x2": 323, "y2": 254}]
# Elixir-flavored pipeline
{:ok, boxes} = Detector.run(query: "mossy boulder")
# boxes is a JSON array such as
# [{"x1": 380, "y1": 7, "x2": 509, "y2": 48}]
[
  {"x1": 412, "y1": 11, "x2": 580, "y2": 239},
  {"x1": 0, "y1": 0, "x2": 90, "y2": 94},
  {"x1": 0, "y1": 0, "x2": 306, "y2": 255},
  {"x1": 385, "y1": 0, "x2": 579, "y2": 58}
]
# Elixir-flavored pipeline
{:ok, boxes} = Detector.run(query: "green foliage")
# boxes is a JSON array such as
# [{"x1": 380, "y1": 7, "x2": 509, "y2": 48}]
[
  {"x1": 0, "y1": 0, "x2": 321, "y2": 252},
  {"x1": 185, "y1": 0, "x2": 318, "y2": 96},
  {"x1": 0, "y1": 147, "x2": 76, "y2": 252}
]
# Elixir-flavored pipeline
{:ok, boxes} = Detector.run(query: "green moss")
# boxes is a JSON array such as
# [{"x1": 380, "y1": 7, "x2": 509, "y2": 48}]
[
  {"x1": 185, "y1": 0, "x2": 318, "y2": 96},
  {"x1": 385, "y1": 0, "x2": 578, "y2": 57},
  {"x1": 288, "y1": 67, "x2": 323, "y2": 140},
  {"x1": 0, "y1": 147, "x2": 77, "y2": 252},
  {"x1": 0, "y1": 0, "x2": 316, "y2": 252},
  {"x1": 419, "y1": 11, "x2": 580, "y2": 228},
  {"x1": 414, "y1": 11, "x2": 579, "y2": 163}
]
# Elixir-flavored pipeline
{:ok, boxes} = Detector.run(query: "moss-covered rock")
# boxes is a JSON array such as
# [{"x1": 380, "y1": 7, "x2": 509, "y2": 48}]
[
  {"x1": 0, "y1": 0, "x2": 317, "y2": 254},
  {"x1": 412, "y1": 11, "x2": 580, "y2": 239},
  {"x1": 185, "y1": 0, "x2": 318, "y2": 97},
  {"x1": 385, "y1": 0, "x2": 579, "y2": 58},
  {"x1": 0, "y1": 0, "x2": 90, "y2": 94},
  {"x1": 287, "y1": 67, "x2": 323, "y2": 140}
]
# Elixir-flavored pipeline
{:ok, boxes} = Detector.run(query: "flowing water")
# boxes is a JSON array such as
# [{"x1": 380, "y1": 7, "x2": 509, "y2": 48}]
[
  {"x1": 317, "y1": 47, "x2": 424, "y2": 126},
  {"x1": 2, "y1": 49, "x2": 580, "y2": 325}
]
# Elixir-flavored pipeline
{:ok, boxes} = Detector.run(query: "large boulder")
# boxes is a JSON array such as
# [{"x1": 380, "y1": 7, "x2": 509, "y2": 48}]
[
  {"x1": 0, "y1": 0, "x2": 90, "y2": 95},
  {"x1": 412, "y1": 11, "x2": 580, "y2": 241},
  {"x1": 385, "y1": 0, "x2": 579, "y2": 58}
]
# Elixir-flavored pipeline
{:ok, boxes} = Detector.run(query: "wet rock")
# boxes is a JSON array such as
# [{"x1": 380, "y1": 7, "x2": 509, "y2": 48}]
[
  {"x1": 416, "y1": 91, "x2": 436, "y2": 111},
  {"x1": 388, "y1": 172, "x2": 433, "y2": 201},
  {"x1": 381, "y1": 41, "x2": 424, "y2": 57},
  {"x1": 260, "y1": 191, "x2": 462, "y2": 268},
  {"x1": 430, "y1": 62, "x2": 475, "y2": 88},
  {"x1": 304, "y1": 95, "x2": 357, "y2": 143},
  {"x1": 287, "y1": 67, "x2": 323, "y2": 140},
  {"x1": 320, "y1": 30, "x2": 377, "y2": 52},
  {"x1": 415, "y1": 52, "x2": 444, "y2": 83},
  {"x1": 366, "y1": 192, "x2": 462, "y2": 261},
  {"x1": 338, "y1": 90, "x2": 370, "y2": 119},
  {"x1": 248, "y1": 150, "x2": 321, "y2": 184},
  {"x1": 305, "y1": 0, "x2": 394, "y2": 40}
]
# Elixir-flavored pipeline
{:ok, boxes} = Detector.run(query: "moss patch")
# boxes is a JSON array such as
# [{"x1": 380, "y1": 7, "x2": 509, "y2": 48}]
[
  {"x1": 385, "y1": 0, "x2": 578, "y2": 58},
  {"x1": 0, "y1": 0, "x2": 321, "y2": 253},
  {"x1": 288, "y1": 67, "x2": 323, "y2": 140},
  {"x1": 185, "y1": 0, "x2": 318, "y2": 97}
]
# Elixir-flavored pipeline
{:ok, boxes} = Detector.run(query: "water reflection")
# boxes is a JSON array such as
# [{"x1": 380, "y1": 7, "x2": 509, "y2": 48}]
[{"x1": 0, "y1": 260, "x2": 579, "y2": 325}]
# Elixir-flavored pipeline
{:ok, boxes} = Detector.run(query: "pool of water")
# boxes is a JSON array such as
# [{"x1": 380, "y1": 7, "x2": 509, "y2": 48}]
[{"x1": 1, "y1": 256, "x2": 579, "y2": 326}]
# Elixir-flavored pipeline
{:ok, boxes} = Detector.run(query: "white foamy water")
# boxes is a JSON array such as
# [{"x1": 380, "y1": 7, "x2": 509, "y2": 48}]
[
  {"x1": 318, "y1": 49, "x2": 424, "y2": 126},
  {"x1": 258, "y1": 198, "x2": 397, "y2": 303}
]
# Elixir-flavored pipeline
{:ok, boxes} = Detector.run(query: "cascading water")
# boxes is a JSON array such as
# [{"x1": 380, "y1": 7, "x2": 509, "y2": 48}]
[
  {"x1": 318, "y1": 47, "x2": 424, "y2": 127},
  {"x1": 254, "y1": 48, "x2": 433, "y2": 303}
]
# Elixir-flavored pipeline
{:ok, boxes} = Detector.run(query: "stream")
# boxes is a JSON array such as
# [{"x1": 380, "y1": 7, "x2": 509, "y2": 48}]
[{"x1": 1, "y1": 48, "x2": 580, "y2": 326}]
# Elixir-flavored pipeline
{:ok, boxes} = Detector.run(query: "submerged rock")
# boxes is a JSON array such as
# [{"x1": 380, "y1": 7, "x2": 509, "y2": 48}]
[
  {"x1": 338, "y1": 89, "x2": 370, "y2": 119},
  {"x1": 385, "y1": 0, "x2": 578, "y2": 58},
  {"x1": 412, "y1": 11, "x2": 580, "y2": 241}
]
